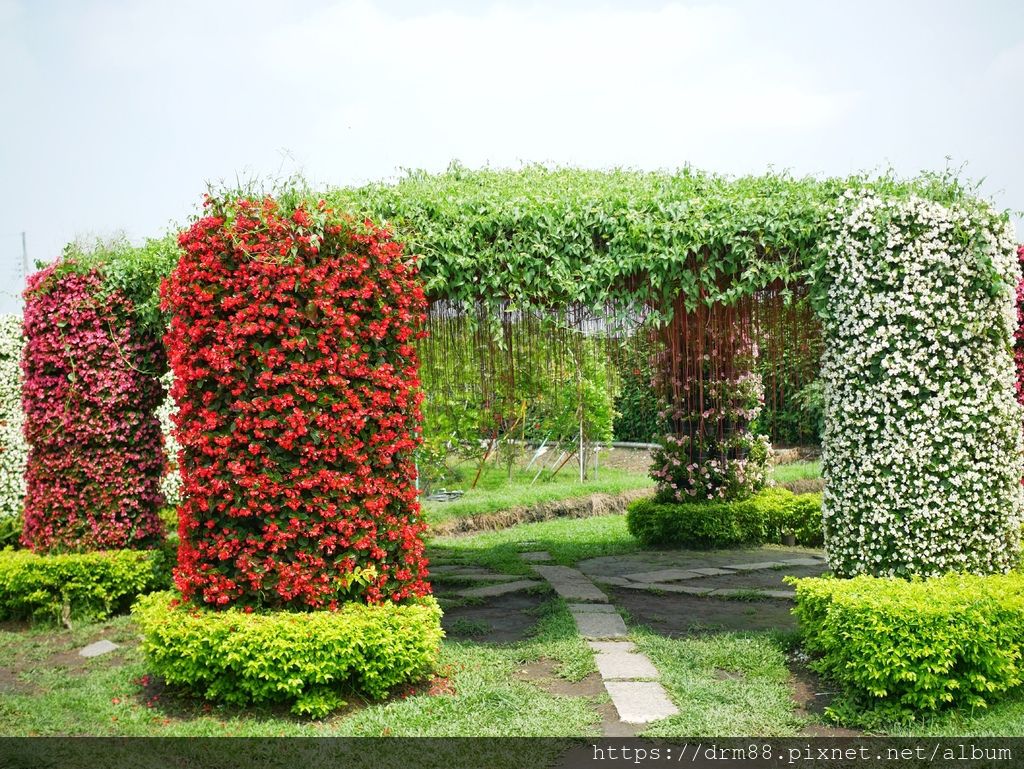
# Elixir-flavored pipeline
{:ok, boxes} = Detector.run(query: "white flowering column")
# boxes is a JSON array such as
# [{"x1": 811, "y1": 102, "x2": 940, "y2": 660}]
[
  {"x1": 0, "y1": 314, "x2": 27, "y2": 519},
  {"x1": 156, "y1": 370, "x2": 181, "y2": 508},
  {"x1": 820, "y1": 191, "x2": 1024, "y2": 576}
]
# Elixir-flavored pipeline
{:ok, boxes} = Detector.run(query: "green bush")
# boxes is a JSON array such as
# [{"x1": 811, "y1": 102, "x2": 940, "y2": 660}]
[
  {"x1": 761, "y1": 491, "x2": 823, "y2": 547},
  {"x1": 626, "y1": 488, "x2": 822, "y2": 549},
  {"x1": 789, "y1": 572, "x2": 1024, "y2": 722},
  {"x1": 133, "y1": 592, "x2": 445, "y2": 717},
  {"x1": 0, "y1": 548, "x2": 168, "y2": 622}
]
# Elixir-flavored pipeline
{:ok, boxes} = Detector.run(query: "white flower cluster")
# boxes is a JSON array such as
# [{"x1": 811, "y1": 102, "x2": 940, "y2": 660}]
[
  {"x1": 0, "y1": 314, "x2": 26, "y2": 519},
  {"x1": 820, "y1": 191, "x2": 1024, "y2": 576},
  {"x1": 157, "y1": 369, "x2": 181, "y2": 507}
]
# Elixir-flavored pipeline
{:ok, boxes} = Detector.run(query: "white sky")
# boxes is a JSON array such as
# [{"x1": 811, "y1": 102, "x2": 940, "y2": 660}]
[{"x1": 1, "y1": 0, "x2": 1022, "y2": 314}]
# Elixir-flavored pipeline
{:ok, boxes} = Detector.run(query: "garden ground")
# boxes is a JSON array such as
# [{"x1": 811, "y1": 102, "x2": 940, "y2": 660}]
[{"x1": 3, "y1": 505, "x2": 1023, "y2": 738}]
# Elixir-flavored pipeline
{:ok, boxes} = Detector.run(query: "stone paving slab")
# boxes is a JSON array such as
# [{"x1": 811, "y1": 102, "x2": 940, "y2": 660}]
[
  {"x1": 432, "y1": 572, "x2": 520, "y2": 582},
  {"x1": 458, "y1": 579, "x2": 544, "y2": 598},
  {"x1": 759, "y1": 589, "x2": 797, "y2": 599},
  {"x1": 79, "y1": 640, "x2": 119, "y2": 658},
  {"x1": 588, "y1": 640, "x2": 636, "y2": 653},
  {"x1": 592, "y1": 575, "x2": 632, "y2": 587},
  {"x1": 593, "y1": 646, "x2": 660, "y2": 680},
  {"x1": 689, "y1": 567, "x2": 734, "y2": 576},
  {"x1": 778, "y1": 558, "x2": 825, "y2": 567},
  {"x1": 621, "y1": 568, "x2": 701, "y2": 583},
  {"x1": 568, "y1": 603, "x2": 617, "y2": 613},
  {"x1": 571, "y1": 609, "x2": 628, "y2": 639},
  {"x1": 722, "y1": 561, "x2": 786, "y2": 572},
  {"x1": 604, "y1": 681, "x2": 679, "y2": 723},
  {"x1": 533, "y1": 565, "x2": 607, "y2": 602},
  {"x1": 520, "y1": 551, "x2": 553, "y2": 562}
]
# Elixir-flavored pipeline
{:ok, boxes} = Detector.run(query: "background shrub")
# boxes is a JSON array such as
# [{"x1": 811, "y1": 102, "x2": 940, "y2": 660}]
[
  {"x1": 790, "y1": 572, "x2": 1024, "y2": 721},
  {"x1": 0, "y1": 548, "x2": 168, "y2": 622},
  {"x1": 627, "y1": 488, "x2": 822, "y2": 549},
  {"x1": 163, "y1": 195, "x2": 431, "y2": 609},
  {"x1": 0, "y1": 314, "x2": 26, "y2": 520},
  {"x1": 21, "y1": 263, "x2": 166, "y2": 552},
  {"x1": 819, "y1": 191, "x2": 1024, "y2": 577},
  {"x1": 133, "y1": 592, "x2": 444, "y2": 717}
]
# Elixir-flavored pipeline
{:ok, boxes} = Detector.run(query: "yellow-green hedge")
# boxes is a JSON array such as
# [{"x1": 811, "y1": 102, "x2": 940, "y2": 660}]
[
  {"x1": 790, "y1": 572, "x2": 1024, "y2": 721},
  {"x1": 0, "y1": 547, "x2": 168, "y2": 622},
  {"x1": 133, "y1": 592, "x2": 445, "y2": 717}
]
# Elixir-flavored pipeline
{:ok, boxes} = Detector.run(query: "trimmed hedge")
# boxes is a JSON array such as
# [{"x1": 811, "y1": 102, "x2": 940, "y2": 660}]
[
  {"x1": 626, "y1": 487, "x2": 822, "y2": 549},
  {"x1": 0, "y1": 548, "x2": 168, "y2": 622},
  {"x1": 790, "y1": 573, "x2": 1024, "y2": 721},
  {"x1": 133, "y1": 591, "x2": 444, "y2": 717}
]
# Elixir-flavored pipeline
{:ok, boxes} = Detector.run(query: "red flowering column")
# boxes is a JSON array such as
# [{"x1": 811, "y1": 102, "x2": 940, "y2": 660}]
[
  {"x1": 20, "y1": 266, "x2": 166, "y2": 552},
  {"x1": 162, "y1": 196, "x2": 430, "y2": 610}
]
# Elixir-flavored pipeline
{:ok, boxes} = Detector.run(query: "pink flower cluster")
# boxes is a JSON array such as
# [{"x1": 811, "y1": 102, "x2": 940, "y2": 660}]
[
  {"x1": 1015, "y1": 245, "x2": 1024, "y2": 408},
  {"x1": 20, "y1": 265, "x2": 166, "y2": 552}
]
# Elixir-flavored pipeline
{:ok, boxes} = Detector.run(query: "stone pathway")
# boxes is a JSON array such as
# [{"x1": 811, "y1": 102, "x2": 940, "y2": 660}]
[
  {"x1": 584, "y1": 551, "x2": 828, "y2": 600},
  {"x1": 457, "y1": 579, "x2": 545, "y2": 599},
  {"x1": 522, "y1": 552, "x2": 679, "y2": 728}
]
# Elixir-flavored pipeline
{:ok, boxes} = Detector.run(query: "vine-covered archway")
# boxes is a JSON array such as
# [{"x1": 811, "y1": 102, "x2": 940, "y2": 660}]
[{"x1": 330, "y1": 165, "x2": 1023, "y2": 578}]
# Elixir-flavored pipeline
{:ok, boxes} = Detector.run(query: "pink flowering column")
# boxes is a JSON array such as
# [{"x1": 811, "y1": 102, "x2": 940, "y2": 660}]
[{"x1": 20, "y1": 266, "x2": 165, "y2": 552}]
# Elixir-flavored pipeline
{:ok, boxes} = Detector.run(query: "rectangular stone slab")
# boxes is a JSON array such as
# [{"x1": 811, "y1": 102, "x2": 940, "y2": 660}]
[
  {"x1": 458, "y1": 579, "x2": 544, "y2": 598},
  {"x1": 571, "y1": 610, "x2": 628, "y2": 639},
  {"x1": 689, "y1": 567, "x2": 734, "y2": 576},
  {"x1": 567, "y1": 603, "x2": 617, "y2": 613},
  {"x1": 604, "y1": 681, "x2": 679, "y2": 723},
  {"x1": 588, "y1": 640, "x2": 636, "y2": 653},
  {"x1": 759, "y1": 589, "x2": 797, "y2": 599},
  {"x1": 622, "y1": 568, "x2": 702, "y2": 583},
  {"x1": 593, "y1": 649, "x2": 660, "y2": 680},
  {"x1": 79, "y1": 640, "x2": 119, "y2": 658},
  {"x1": 519, "y1": 551, "x2": 553, "y2": 562},
  {"x1": 533, "y1": 565, "x2": 607, "y2": 602},
  {"x1": 722, "y1": 561, "x2": 785, "y2": 571},
  {"x1": 432, "y1": 572, "x2": 520, "y2": 582},
  {"x1": 592, "y1": 575, "x2": 632, "y2": 587},
  {"x1": 778, "y1": 558, "x2": 825, "y2": 567}
]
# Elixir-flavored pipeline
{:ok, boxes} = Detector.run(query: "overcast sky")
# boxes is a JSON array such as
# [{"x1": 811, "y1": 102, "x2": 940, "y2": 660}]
[{"x1": 1, "y1": 0, "x2": 1022, "y2": 314}]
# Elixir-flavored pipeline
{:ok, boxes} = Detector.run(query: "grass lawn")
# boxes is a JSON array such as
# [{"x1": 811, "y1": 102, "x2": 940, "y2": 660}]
[
  {"x1": 0, "y1": 599, "x2": 600, "y2": 738},
  {"x1": 770, "y1": 459, "x2": 821, "y2": 485},
  {"x1": 422, "y1": 464, "x2": 652, "y2": 526},
  {"x1": 429, "y1": 513, "x2": 641, "y2": 575},
  {"x1": 6, "y1": 502, "x2": 1022, "y2": 739}
]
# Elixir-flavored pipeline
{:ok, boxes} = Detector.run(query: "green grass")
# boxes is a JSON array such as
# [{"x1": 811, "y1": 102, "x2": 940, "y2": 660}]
[
  {"x1": 423, "y1": 465, "x2": 652, "y2": 525},
  {"x1": 429, "y1": 514, "x2": 639, "y2": 575},
  {"x1": 631, "y1": 629, "x2": 804, "y2": 737},
  {"x1": 0, "y1": 600, "x2": 599, "y2": 738},
  {"x1": 770, "y1": 460, "x2": 821, "y2": 485}
]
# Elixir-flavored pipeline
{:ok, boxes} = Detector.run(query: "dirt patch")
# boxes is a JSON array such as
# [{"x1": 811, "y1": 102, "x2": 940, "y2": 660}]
[
  {"x1": 789, "y1": 660, "x2": 862, "y2": 737},
  {"x1": 0, "y1": 665, "x2": 37, "y2": 694},
  {"x1": 598, "y1": 447, "x2": 654, "y2": 474},
  {"x1": 440, "y1": 590, "x2": 548, "y2": 644},
  {"x1": 516, "y1": 659, "x2": 605, "y2": 698},
  {"x1": 429, "y1": 488, "x2": 652, "y2": 537},
  {"x1": 610, "y1": 588, "x2": 799, "y2": 636}
]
